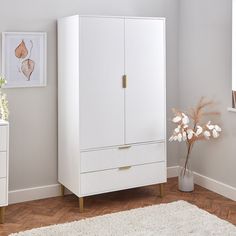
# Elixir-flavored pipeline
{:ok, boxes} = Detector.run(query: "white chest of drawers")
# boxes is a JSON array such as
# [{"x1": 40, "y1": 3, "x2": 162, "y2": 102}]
[{"x1": 0, "y1": 120, "x2": 9, "y2": 224}]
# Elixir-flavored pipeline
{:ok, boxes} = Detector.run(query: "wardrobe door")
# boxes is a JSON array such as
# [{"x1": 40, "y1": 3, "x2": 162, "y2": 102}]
[
  {"x1": 79, "y1": 17, "x2": 125, "y2": 149},
  {"x1": 125, "y1": 18, "x2": 165, "y2": 144}
]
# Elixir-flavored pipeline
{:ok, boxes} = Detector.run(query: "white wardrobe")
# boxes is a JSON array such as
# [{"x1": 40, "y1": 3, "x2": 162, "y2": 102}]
[{"x1": 58, "y1": 15, "x2": 166, "y2": 210}]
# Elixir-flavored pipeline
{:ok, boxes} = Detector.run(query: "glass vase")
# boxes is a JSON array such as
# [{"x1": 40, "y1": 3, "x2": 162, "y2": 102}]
[{"x1": 178, "y1": 158, "x2": 194, "y2": 192}]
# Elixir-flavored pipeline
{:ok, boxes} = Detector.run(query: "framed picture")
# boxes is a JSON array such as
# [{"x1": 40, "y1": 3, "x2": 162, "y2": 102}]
[{"x1": 2, "y1": 32, "x2": 47, "y2": 88}]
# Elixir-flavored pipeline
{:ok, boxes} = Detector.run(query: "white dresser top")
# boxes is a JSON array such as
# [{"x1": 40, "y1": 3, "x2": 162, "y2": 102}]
[{"x1": 0, "y1": 120, "x2": 8, "y2": 126}]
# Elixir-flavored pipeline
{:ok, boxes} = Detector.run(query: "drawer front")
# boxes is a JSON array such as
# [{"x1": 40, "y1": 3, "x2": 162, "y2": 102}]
[
  {"x1": 0, "y1": 178, "x2": 6, "y2": 206},
  {"x1": 0, "y1": 126, "x2": 7, "y2": 151},
  {"x1": 0, "y1": 152, "x2": 7, "y2": 178},
  {"x1": 80, "y1": 162, "x2": 166, "y2": 196},
  {"x1": 81, "y1": 142, "x2": 165, "y2": 173}
]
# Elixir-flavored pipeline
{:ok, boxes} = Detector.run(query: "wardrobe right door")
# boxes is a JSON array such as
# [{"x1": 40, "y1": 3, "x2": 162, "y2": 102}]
[{"x1": 125, "y1": 18, "x2": 166, "y2": 144}]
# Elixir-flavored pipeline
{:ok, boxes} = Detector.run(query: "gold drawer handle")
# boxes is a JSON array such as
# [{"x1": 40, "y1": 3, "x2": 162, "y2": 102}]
[
  {"x1": 118, "y1": 145, "x2": 131, "y2": 150},
  {"x1": 119, "y1": 166, "x2": 131, "y2": 171},
  {"x1": 122, "y1": 75, "x2": 127, "y2": 88}
]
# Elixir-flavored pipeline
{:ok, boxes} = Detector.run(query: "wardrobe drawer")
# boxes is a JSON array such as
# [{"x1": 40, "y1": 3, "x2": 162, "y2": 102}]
[
  {"x1": 81, "y1": 142, "x2": 165, "y2": 173},
  {"x1": 0, "y1": 178, "x2": 6, "y2": 205},
  {"x1": 0, "y1": 126, "x2": 7, "y2": 151},
  {"x1": 0, "y1": 152, "x2": 7, "y2": 178},
  {"x1": 80, "y1": 162, "x2": 166, "y2": 196}
]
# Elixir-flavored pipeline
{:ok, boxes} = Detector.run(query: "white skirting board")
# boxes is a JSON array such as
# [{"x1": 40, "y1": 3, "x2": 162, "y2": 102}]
[
  {"x1": 9, "y1": 184, "x2": 62, "y2": 205},
  {"x1": 194, "y1": 172, "x2": 236, "y2": 201},
  {"x1": 8, "y1": 166, "x2": 236, "y2": 204},
  {"x1": 166, "y1": 166, "x2": 179, "y2": 178}
]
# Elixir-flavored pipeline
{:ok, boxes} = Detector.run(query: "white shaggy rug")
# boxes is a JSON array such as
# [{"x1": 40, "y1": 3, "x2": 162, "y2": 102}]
[{"x1": 10, "y1": 201, "x2": 236, "y2": 236}]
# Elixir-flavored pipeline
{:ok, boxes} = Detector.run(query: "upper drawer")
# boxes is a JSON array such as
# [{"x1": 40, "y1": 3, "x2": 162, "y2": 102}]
[
  {"x1": 0, "y1": 126, "x2": 7, "y2": 151},
  {"x1": 81, "y1": 142, "x2": 165, "y2": 173},
  {"x1": 0, "y1": 152, "x2": 7, "y2": 178}
]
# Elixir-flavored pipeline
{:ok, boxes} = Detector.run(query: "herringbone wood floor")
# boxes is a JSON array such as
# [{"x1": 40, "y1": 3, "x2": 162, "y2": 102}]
[{"x1": 0, "y1": 177, "x2": 235, "y2": 236}]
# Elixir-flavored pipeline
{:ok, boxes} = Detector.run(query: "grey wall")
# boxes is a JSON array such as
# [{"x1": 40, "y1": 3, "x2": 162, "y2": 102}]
[
  {"x1": 0, "y1": 0, "x2": 180, "y2": 191},
  {"x1": 179, "y1": 0, "x2": 236, "y2": 187}
]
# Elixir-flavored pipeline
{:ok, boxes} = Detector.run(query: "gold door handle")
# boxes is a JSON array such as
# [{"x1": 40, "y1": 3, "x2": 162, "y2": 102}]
[
  {"x1": 119, "y1": 166, "x2": 131, "y2": 171},
  {"x1": 118, "y1": 145, "x2": 131, "y2": 150},
  {"x1": 122, "y1": 75, "x2": 127, "y2": 88}
]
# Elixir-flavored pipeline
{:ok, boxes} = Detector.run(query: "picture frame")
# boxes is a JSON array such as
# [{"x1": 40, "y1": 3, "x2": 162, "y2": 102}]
[{"x1": 2, "y1": 32, "x2": 47, "y2": 88}]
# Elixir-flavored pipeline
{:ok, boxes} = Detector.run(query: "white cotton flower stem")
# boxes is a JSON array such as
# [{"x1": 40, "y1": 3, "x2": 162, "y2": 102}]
[
  {"x1": 184, "y1": 143, "x2": 192, "y2": 176},
  {"x1": 184, "y1": 123, "x2": 196, "y2": 176}
]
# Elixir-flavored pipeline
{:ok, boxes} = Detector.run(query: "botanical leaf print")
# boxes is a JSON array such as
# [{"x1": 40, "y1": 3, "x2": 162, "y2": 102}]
[
  {"x1": 15, "y1": 39, "x2": 35, "y2": 81},
  {"x1": 21, "y1": 59, "x2": 35, "y2": 80},
  {"x1": 15, "y1": 40, "x2": 28, "y2": 59}
]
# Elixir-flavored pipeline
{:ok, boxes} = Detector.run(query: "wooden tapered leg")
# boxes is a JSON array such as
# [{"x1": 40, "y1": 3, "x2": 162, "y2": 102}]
[
  {"x1": 61, "y1": 185, "x2": 65, "y2": 197},
  {"x1": 0, "y1": 207, "x2": 5, "y2": 224},
  {"x1": 79, "y1": 197, "x2": 84, "y2": 213},
  {"x1": 159, "y1": 183, "x2": 164, "y2": 198}
]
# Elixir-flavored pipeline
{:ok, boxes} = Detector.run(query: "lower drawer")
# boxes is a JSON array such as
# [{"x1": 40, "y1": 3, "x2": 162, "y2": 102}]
[
  {"x1": 80, "y1": 162, "x2": 166, "y2": 196},
  {"x1": 0, "y1": 178, "x2": 6, "y2": 206},
  {"x1": 0, "y1": 152, "x2": 7, "y2": 178}
]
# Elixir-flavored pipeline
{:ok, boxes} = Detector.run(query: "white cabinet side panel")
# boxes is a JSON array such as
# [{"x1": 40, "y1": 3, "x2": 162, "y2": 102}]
[
  {"x1": 0, "y1": 126, "x2": 7, "y2": 151},
  {"x1": 0, "y1": 178, "x2": 7, "y2": 206},
  {"x1": 79, "y1": 16, "x2": 125, "y2": 149},
  {"x1": 0, "y1": 122, "x2": 8, "y2": 206},
  {"x1": 58, "y1": 16, "x2": 80, "y2": 196},
  {"x1": 125, "y1": 19, "x2": 166, "y2": 144},
  {"x1": 0, "y1": 152, "x2": 7, "y2": 178}
]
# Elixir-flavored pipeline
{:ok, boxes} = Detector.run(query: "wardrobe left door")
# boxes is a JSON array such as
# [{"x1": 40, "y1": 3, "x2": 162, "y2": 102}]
[{"x1": 79, "y1": 17, "x2": 125, "y2": 150}]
